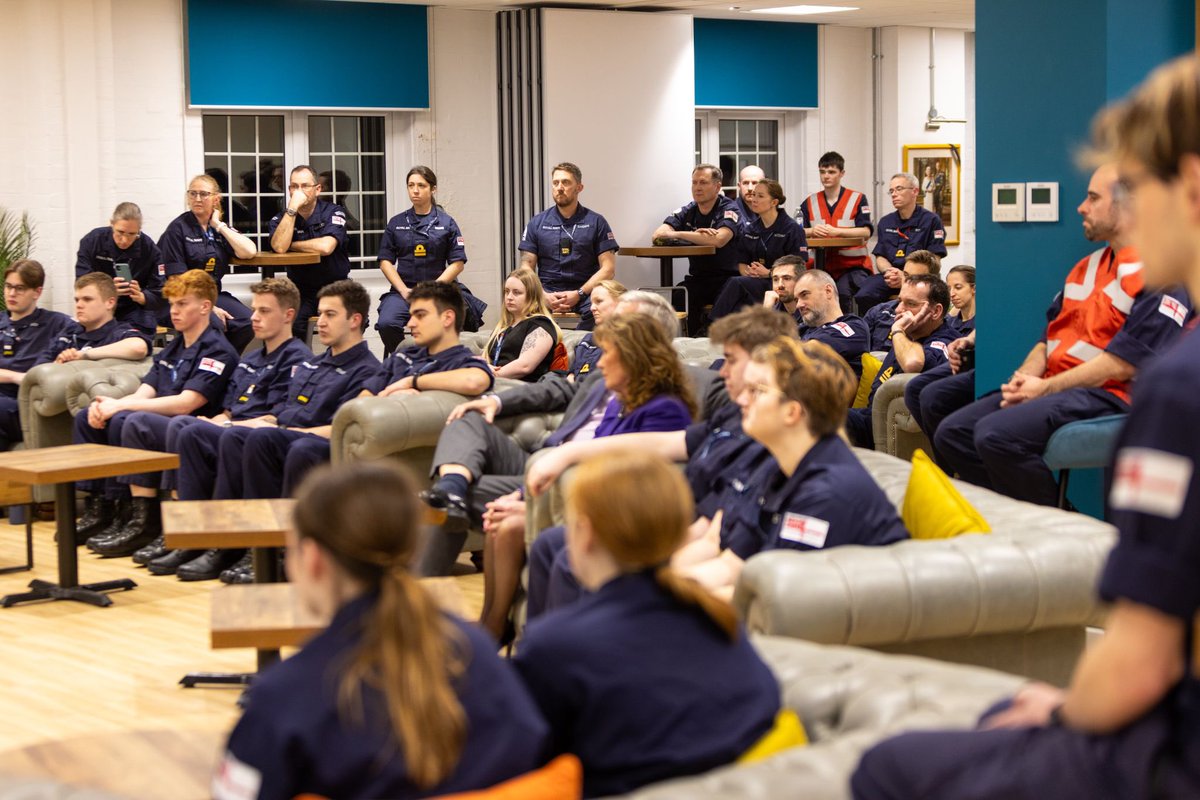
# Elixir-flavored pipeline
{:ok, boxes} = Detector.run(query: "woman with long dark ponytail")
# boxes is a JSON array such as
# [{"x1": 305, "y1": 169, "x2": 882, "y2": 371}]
[
  {"x1": 212, "y1": 461, "x2": 546, "y2": 800},
  {"x1": 513, "y1": 450, "x2": 779, "y2": 799}
]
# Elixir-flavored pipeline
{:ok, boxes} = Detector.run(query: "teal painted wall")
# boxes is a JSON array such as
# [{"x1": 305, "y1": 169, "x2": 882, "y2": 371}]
[{"x1": 975, "y1": 0, "x2": 1193, "y2": 513}]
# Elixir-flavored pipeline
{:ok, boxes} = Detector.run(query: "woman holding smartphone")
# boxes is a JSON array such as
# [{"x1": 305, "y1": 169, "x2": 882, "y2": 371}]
[{"x1": 75, "y1": 202, "x2": 164, "y2": 335}]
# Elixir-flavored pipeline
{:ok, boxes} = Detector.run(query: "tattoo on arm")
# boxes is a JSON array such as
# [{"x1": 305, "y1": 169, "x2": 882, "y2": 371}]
[{"x1": 521, "y1": 328, "x2": 552, "y2": 354}]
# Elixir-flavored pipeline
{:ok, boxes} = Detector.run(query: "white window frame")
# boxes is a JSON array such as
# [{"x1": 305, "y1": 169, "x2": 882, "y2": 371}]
[
  {"x1": 695, "y1": 110, "x2": 787, "y2": 194},
  {"x1": 184, "y1": 109, "x2": 416, "y2": 263}
]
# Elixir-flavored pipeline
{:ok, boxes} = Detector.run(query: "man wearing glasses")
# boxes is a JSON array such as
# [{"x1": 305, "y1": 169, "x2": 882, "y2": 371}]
[
  {"x1": 268, "y1": 164, "x2": 351, "y2": 338},
  {"x1": 75, "y1": 202, "x2": 164, "y2": 336},
  {"x1": 0, "y1": 260, "x2": 80, "y2": 448},
  {"x1": 856, "y1": 173, "x2": 948, "y2": 314}
]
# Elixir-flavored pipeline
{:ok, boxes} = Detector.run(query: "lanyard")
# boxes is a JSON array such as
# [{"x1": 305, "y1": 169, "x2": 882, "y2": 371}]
[
  {"x1": 491, "y1": 330, "x2": 507, "y2": 363},
  {"x1": 409, "y1": 208, "x2": 438, "y2": 239}
]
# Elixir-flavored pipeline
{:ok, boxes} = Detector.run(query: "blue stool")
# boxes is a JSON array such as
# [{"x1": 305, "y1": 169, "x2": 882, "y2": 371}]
[{"x1": 1042, "y1": 414, "x2": 1128, "y2": 509}]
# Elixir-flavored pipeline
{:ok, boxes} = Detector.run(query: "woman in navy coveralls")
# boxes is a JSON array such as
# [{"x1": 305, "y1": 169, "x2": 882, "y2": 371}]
[
  {"x1": 852, "y1": 54, "x2": 1200, "y2": 800},
  {"x1": 212, "y1": 461, "x2": 547, "y2": 800},
  {"x1": 514, "y1": 450, "x2": 779, "y2": 799},
  {"x1": 376, "y1": 166, "x2": 487, "y2": 355}
]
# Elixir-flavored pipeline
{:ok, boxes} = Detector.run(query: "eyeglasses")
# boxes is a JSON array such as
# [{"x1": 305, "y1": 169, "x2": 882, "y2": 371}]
[
  {"x1": 888, "y1": 186, "x2": 915, "y2": 195},
  {"x1": 187, "y1": 190, "x2": 214, "y2": 199},
  {"x1": 288, "y1": 183, "x2": 319, "y2": 191},
  {"x1": 4, "y1": 283, "x2": 33, "y2": 294}
]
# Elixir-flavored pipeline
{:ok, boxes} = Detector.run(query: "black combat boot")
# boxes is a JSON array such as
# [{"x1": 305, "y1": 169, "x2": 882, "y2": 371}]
[
  {"x1": 75, "y1": 495, "x2": 117, "y2": 544},
  {"x1": 92, "y1": 497, "x2": 162, "y2": 558}
]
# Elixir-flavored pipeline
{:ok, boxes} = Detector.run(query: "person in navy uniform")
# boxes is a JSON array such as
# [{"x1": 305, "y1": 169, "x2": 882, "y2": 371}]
[
  {"x1": 75, "y1": 202, "x2": 164, "y2": 335},
  {"x1": 652, "y1": 164, "x2": 743, "y2": 336},
  {"x1": 733, "y1": 165, "x2": 766, "y2": 224},
  {"x1": 671, "y1": 337, "x2": 907, "y2": 600},
  {"x1": 375, "y1": 166, "x2": 487, "y2": 356},
  {"x1": 518, "y1": 162, "x2": 619, "y2": 330},
  {"x1": 799, "y1": 152, "x2": 875, "y2": 312},
  {"x1": 224, "y1": 280, "x2": 380, "y2": 504},
  {"x1": 514, "y1": 450, "x2": 779, "y2": 799},
  {"x1": 0, "y1": 270, "x2": 146, "y2": 454},
  {"x1": 159, "y1": 174, "x2": 258, "y2": 353},
  {"x1": 858, "y1": 173, "x2": 949, "y2": 313},
  {"x1": 360, "y1": 281, "x2": 494, "y2": 398},
  {"x1": 758, "y1": 255, "x2": 805, "y2": 324},
  {"x1": 140, "y1": 277, "x2": 311, "y2": 582},
  {"x1": 904, "y1": 265, "x2": 977, "y2": 468},
  {"x1": 212, "y1": 461, "x2": 548, "y2": 800},
  {"x1": 269, "y1": 164, "x2": 352, "y2": 339},
  {"x1": 852, "y1": 54, "x2": 1200, "y2": 800},
  {"x1": 566, "y1": 279, "x2": 625, "y2": 383},
  {"x1": 793, "y1": 268, "x2": 870, "y2": 379},
  {"x1": 846, "y1": 274, "x2": 960, "y2": 449},
  {"x1": 934, "y1": 165, "x2": 1190, "y2": 507},
  {"x1": 708, "y1": 179, "x2": 808, "y2": 322},
  {"x1": 862, "y1": 250, "x2": 942, "y2": 352},
  {"x1": 521, "y1": 306, "x2": 792, "y2": 624},
  {"x1": 75, "y1": 271, "x2": 238, "y2": 557}
]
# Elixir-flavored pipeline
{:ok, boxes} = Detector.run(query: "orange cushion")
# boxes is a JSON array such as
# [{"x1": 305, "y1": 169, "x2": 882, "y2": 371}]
[{"x1": 431, "y1": 754, "x2": 583, "y2": 800}]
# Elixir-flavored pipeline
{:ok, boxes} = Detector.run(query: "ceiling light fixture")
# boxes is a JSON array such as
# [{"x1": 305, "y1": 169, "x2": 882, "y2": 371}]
[{"x1": 746, "y1": 5, "x2": 858, "y2": 15}]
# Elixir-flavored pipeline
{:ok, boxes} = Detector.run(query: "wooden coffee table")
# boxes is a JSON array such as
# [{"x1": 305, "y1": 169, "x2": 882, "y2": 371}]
[
  {"x1": 0, "y1": 444, "x2": 179, "y2": 608},
  {"x1": 807, "y1": 236, "x2": 867, "y2": 271}
]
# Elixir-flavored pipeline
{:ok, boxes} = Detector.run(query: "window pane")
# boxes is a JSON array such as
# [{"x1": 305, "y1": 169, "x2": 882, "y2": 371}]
[
  {"x1": 361, "y1": 117, "x2": 384, "y2": 153},
  {"x1": 310, "y1": 155, "x2": 333, "y2": 181},
  {"x1": 333, "y1": 116, "x2": 357, "y2": 152},
  {"x1": 231, "y1": 155, "x2": 256, "y2": 190},
  {"x1": 229, "y1": 194, "x2": 258, "y2": 232},
  {"x1": 309, "y1": 116, "x2": 332, "y2": 153},
  {"x1": 760, "y1": 155, "x2": 778, "y2": 180},
  {"x1": 758, "y1": 121, "x2": 777, "y2": 148},
  {"x1": 230, "y1": 116, "x2": 256, "y2": 153},
  {"x1": 259, "y1": 158, "x2": 284, "y2": 194},
  {"x1": 362, "y1": 194, "x2": 386, "y2": 231},
  {"x1": 204, "y1": 154, "x2": 228, "y2": 176},
  {"x1": 258, "y1": 116, "x2": 284, "y2": 152},
  {"x1": 719, "y1": 119, "x2": 736, "y2": 149},
  {"x1": 361, "y1": 155, "x2": 385, "y2": 192},
  {"x1": 341, "y1": 194, "x2": 361, "y2": 222},
  {"x1": 203, "y1": 115, "x2": 227, "y2": 153},
  {"x1": 332, "y1": 156, "x2": 361, "y2": 193},
  {"x1": 737, "y1": 120, "x2": 756, "y2": 147},
  {"x1": 719, "y1": 155, "x2": 735, "y2": 181},
  {"x1": 363, "y1": 232, "x2": 382, "y2": 259}
]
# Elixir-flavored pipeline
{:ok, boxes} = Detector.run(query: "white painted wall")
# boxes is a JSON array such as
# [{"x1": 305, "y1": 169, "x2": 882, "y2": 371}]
[
  {"x1": 541, "y1": 9, "x2": 696, "y2": 291},
  {"x1": 879, "y1": 25, "x2": 975, "y2": 266}
]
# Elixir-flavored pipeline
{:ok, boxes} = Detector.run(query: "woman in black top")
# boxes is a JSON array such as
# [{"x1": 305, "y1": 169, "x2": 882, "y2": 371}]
[{"x1": 484, "y1": 268, "x2": 561, "y2": 382}]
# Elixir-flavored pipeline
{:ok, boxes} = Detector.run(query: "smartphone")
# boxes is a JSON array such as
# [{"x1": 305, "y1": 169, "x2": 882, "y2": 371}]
[{"x1": 114, "y1": 263, "x2": 133, "y2": 283}]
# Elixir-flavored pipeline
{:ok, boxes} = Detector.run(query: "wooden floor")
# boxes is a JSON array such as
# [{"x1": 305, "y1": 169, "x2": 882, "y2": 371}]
[{"x1": 0, "y1": 520, "x2": 484, "y2": 798}]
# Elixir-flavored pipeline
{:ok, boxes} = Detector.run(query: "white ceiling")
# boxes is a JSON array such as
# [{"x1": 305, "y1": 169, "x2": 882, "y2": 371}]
[{"x1": 345, "y1": 0, "x2": 974, "y2": 29}]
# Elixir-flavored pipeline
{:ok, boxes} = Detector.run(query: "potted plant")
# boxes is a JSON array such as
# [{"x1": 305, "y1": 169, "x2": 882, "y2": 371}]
[{"x1": 0, "y1": 208, "x2": 36, "y2": 312}]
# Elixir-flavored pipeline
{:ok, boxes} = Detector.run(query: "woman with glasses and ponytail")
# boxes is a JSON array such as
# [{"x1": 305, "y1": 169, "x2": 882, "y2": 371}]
[
  {"x1": 212, "y1": 461, "x2": 547, "y2": 800},
  {"x1": 158, "y1": 174, "x2": 257, "y2": 351},
  {"x1": 514, "y1": 450, "x2": 780, "y2": 799}
]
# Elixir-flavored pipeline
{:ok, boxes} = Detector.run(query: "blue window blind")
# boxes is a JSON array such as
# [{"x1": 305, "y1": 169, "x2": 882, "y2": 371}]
[
  {"x1": 693, "y1": 19, "x2": 818, "y2": 108},
  {"x1": 186, "y1": 0, "x2": 429, "y2": 109}
]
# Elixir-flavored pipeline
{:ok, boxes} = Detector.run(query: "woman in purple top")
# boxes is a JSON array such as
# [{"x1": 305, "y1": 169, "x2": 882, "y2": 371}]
[{"x1": 475, "y1": 312, "x2": 695, "y2": 641}]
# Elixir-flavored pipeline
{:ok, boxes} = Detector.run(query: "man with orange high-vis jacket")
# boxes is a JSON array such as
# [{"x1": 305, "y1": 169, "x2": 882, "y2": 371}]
[
  {"x1": 799, "y1": 151, "x2": 873, "y2": 312},
  {"x1": 934, "y1": 165, "x2": 1191, "y2": 507}
]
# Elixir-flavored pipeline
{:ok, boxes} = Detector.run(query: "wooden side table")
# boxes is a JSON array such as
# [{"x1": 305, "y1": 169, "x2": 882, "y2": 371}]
[
  {"x1": 0, "y1": 444, "x2": 178, "y2": 608},
  {"x1": 620, "y1": 245, "x2": 716, "y2": 286},
  {"x1": 230, "y1": 252, "x2": 320, "y2": 279},
  {"x1": 806, "y1": 237, "x2": 867, "y2": 271}
]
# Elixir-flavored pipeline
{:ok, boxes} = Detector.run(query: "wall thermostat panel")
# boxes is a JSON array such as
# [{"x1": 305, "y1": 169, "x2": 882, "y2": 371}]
[
  {"x1": 1026, "y1": 182, "x2": 1059, "y2": 222},
  {"x1": 992, "y1": 182, "x2": 1025, "y2": 222}
]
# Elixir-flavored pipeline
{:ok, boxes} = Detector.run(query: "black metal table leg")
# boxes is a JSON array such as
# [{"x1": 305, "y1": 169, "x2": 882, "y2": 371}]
[{"x1": 1, "y1": 481, "x2": 137, "y2": 608}]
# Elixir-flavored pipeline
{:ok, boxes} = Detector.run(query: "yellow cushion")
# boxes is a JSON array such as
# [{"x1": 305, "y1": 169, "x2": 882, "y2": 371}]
[
  {"x1": 737, "y1": 709, "x2": 809, "y2": 763},
  {"x1": 853, "y1": 353, "x2": 883, "y2": 409},
  {"x1": 902, "y1": 449, "x2": 991, "y2": 539},
  {"x1": 431, "y1": 754, "x2": 582, "y2": 799}
]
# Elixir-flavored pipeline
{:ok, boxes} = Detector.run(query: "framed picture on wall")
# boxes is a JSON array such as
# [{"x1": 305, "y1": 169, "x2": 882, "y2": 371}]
[{"x1": 903, "y1": 144, "x2": 961, "y2": 245}]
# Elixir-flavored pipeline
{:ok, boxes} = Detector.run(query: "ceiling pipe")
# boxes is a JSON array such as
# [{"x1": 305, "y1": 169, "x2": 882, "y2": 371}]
[{"x1": 926, "y1": 28, "x2": 967, "y2": 131}]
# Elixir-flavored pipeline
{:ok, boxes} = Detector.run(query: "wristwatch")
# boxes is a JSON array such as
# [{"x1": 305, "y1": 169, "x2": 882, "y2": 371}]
[
  {"x1": 285, "y1": 208, "x2": 298, "y2": 217},
  {"x1": 577, "y1": 289, "x2": 587, "y2": 300}
]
